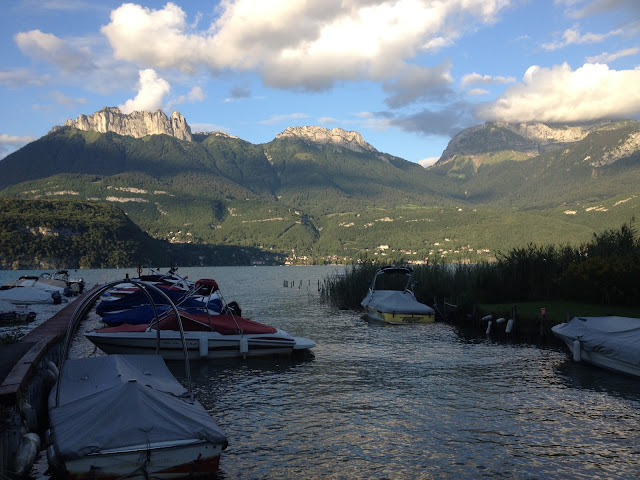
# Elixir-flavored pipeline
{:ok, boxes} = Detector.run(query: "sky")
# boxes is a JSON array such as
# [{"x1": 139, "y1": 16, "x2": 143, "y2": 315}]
[{"x1": 1, "y1": 1, "x2": 640, "y2": 166}]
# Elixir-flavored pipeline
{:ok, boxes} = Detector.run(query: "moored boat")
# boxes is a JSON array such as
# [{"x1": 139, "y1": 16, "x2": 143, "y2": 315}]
[
  {"x1": 87, "y1": 278, "x2": 315, "y2": 360},
  {"x1": 85, "y1": 309, "x2": 315, "y2": 360},
  {"x1": 46, "y1": 281, "x2": 228, "y2": 480},
  {"x1": 360, "y1": 266, "x2": 435, "y2": 324},
  {"x1": 552, "y1": 315, "x2": 640, "y2": 378}
]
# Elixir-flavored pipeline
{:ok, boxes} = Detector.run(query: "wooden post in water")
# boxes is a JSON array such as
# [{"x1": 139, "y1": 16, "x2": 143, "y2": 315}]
[{"x1": 540, "y1": 307, "x2": 546, "y2": 337}]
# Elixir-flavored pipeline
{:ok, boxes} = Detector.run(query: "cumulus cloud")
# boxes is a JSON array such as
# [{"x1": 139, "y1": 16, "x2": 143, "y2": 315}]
[
  {"x1": 418, "y1": 156, "x2": 439, "y2": 168},
  {"x1": 101, "y1": 0, "x2": 510, "y2": 105},
  {"x1": 0, "y1": 134, "x2": 38, "y2": 160},
  {"x1": 476, "y1": 62, "x2": 640, "y2": 123},
  {"x1": 119, "y1": 69, "x2": 171, "y2": 114},
  {"x1": 15, "y1": 29, "x2": 96, "y2": 73}
]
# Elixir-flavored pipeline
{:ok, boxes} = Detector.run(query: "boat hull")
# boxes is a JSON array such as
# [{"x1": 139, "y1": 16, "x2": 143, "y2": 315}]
[
  {"x1": 51, "y1": 440, "x2": 224, "y2": 480},
  {"x1": 84, "y1": 330, "x2": 301, "y2": 360},
  {"x1": 363, "y1": 307, "x2": 435, "y2": 325}
]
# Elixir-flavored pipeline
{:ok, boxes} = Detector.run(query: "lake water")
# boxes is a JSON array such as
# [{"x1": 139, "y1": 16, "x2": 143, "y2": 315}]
[{"x1": 2, "y1": 266, "x2": 640, "y2": 479}]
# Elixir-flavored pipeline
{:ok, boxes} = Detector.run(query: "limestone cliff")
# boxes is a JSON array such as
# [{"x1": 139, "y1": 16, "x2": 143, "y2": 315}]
[
  {"x1": 276, "y1": 126, "x2": 377, "y2": 154},
  {"x1": 438, "y1": 121, "x2": 603, "y2": 164},
  {"x1": 54, "y1": 107, "x2": 192, "y2": 141}
]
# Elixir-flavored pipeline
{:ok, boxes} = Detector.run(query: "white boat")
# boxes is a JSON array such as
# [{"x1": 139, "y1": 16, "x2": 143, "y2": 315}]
[
  {"x1": 15, "y1": 270, "x2": 85, "y2": 296},
  {"x1": 47, "y1": 281, "x2": 228, "y2": 480},
  {"x1": 48, "y1": 355, "x2": 228, "y2": 479},
  {"x1": 85, "y1": 309, "x2": 316, "y2": 360},
  {"x1": 361, "y1": 266, "x2": 435, "y2": 324},
  {"x1": 0, "y1": 286, "x2": 62, "y2": 304},
  {"x1": 551, "y1": 316, "x2": 640, "y2": 378}
]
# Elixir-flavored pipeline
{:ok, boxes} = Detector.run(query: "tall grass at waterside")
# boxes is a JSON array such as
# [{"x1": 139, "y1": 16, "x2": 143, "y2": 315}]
[
  {"x1": 320, "y1": 262, "x2": 479, "y2": 310},
  {"x1": 321, "y1": 220, "x2": 640, "y2": 311}
]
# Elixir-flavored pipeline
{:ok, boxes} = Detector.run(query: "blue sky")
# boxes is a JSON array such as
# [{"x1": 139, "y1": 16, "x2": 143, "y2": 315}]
[{"x1": 1, "y1": 0, "x2": 639, "y2": 165}]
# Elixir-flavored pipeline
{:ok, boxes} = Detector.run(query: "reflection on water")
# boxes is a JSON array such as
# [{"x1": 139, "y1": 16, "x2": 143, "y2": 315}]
[{"x1": 3, "y1": 266, "x2": 640, "y2": 479}]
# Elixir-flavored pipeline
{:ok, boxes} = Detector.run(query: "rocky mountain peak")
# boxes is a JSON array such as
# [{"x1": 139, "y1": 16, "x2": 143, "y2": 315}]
[
  {"x1": 276, "y1": 126, "x2": 377, "y2": 154},
  {"x1": 53, "y1": 107, "x2": 192, "y2": 141},
  {"x1": 437, "y1": 121, "x2": 604, "y2": 164}
]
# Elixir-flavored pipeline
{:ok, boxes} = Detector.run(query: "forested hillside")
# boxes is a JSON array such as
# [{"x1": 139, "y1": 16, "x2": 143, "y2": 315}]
[{"x1": 1, "y1": 119, "x2": 639, "y2": 268}]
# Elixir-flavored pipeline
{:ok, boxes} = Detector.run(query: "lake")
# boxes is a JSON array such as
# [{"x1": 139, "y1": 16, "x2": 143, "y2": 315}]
[{"x1": 2, "y1": 266, "x2": 640, "y2": 479}]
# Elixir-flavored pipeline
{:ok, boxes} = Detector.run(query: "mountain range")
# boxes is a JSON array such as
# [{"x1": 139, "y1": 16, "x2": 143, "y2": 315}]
[{"x1": 0, "y1": 107, "x2": 639, "y2": 268}]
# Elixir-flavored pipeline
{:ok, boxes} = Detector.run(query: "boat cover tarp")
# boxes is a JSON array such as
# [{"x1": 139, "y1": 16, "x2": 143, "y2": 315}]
[
  {"x1": 0, "y1": 286, "x2": 53, "y2": 304},
  {"x1": 102, "y1": 299, "x2": 223, "y2": 326},
  {"x1": 552, "y1": 316, "x2": 640, "y2": 367},
  {"x1": 361, "y1": 290, "x2": 434, "y2": 315},
  {"x1": 96, "y1": 287, "x2": 187, "y2": 316},
  {"x1": 48, "y1": 355, "x2": 227, "y2": 460}
]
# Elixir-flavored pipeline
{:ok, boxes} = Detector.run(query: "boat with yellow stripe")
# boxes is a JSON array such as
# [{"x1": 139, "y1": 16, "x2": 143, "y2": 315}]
[{"x1": 360, "y1": 266, "x2": 435, "y2": 325}]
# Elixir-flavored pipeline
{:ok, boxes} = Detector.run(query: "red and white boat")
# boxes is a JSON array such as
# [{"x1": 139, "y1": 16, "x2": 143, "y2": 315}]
[{"x1": 85, "y1": 307, "x2": 316, "y2": 361}]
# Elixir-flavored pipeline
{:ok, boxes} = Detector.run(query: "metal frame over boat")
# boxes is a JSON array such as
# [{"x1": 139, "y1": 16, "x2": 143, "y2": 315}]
[
  {"x1": 85, "y1": 279, "x2": 316, "y2": 360},
  {"x1": 360, "y1": 266, "x2": 435, "y2": 324},
  {"x1": 47, "y1": 280, "x2": 228, "y2": 480}
]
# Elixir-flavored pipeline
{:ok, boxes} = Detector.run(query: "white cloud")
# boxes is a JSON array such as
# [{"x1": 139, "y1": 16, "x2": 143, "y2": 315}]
[
  {"x1": 460, "y1": 72, "x2": 515, "y2": 87},
  {"x1": 101, "y1": 1, "x2": 511, "y2": 104},
  {"x1": 586, "y1": 47, "x2": 639, "y2": 64},
  {"x1": 190, "y1": 122, "x2": 229, "y2": 134},
  {"x1": 50, "y1": 91, "x2": 86, "y2": 108},
  {"x1": 467, "y1": 88, "x2": 490, "y2": 96},
  {"x1": 0, "y1": 69, "x2": 50, "y2": 87},
  {"x1": 119, "y1": 69, "x2": 171, "y2": 114},
  {"x1": 166, "y1": 86, "x2": 206, "y2": 109},
  {"x1": 418, "y1": 156, "x2": 439, "y2": 167},
  {"x1": 476, "y1": 62, "x2": 640, "y2": 123},
  {"x1": 319, "y1": 117, "x2": 338, "y2": 125},
  {"x1": 14, "y1": 29, "x2": 96, "y2": 73},
  {"x1": 259, "y1": 113, "x2": 310, "y2": 126},
  {"x1": 0, "y1": 134, "x2": 38, "y2": 159},
  {"x1": 542, "y1": 26, "x2": 622, "y2": 51}
]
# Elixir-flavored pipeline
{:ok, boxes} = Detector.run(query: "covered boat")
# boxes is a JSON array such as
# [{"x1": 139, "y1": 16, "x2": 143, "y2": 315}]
[
  {"x1": 552, "y1": 316, "x2": 640, "y2": 378},
  {"x1": 361, "y1": 266, "x2": 435, "y2": 324},
  {"x1": 0, "y1": 286, "x2": 62, "y2": 304},
  {"x1": 47, "y1": 280, "x2": 228, "y2": 480}
]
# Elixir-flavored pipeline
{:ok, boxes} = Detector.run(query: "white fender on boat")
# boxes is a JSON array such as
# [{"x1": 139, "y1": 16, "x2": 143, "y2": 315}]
[
  {"x1": 573, "y1": 339, "x2": 582, "y2": 362},
  {"x1": 199, "y1": 336, "x2": 208, "y2": 358},
  {"x1": 240, "y1": 337, "x2": 249, "y2": 358},
  {"x1": 496, "y1": 317, "x2": 505, "y2": 324},
  {"x1": 481, "y1": 314, "x2": 493, "y2": 321},
  {"x1": 505, "y1": 318, "x2": 514, "y2": 333},
  {"x1": 486, "y1": 320, "x2": 492, "y2": 335},
  {"x1": 47, "y1": 360, "x2": 59, "y2": 379},
  {"x1": 14, "y1": 432, "x2": 40, "y2": 477}
]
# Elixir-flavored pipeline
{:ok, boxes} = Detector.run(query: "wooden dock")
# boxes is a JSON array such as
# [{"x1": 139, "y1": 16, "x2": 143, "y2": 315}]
[{"x1": 0, "y1": 286, "x2": 99, "y2": 405}]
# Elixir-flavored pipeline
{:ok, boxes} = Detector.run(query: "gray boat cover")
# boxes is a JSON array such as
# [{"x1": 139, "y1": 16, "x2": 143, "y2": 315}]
[
  {"x1": 552, "y1": 316, "x2": 640, "y2": 367},
  {"x1": 361, "y1": 290, "x2": 435, "y2": 315},
  {"x1": 48, "y1": 355, "x2": 227, "y2": 460}
]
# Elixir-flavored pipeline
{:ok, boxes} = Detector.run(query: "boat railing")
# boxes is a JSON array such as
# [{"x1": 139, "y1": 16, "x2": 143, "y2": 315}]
[{"x1": 56, "y1": 279, "x2": 192, "y2": 407}]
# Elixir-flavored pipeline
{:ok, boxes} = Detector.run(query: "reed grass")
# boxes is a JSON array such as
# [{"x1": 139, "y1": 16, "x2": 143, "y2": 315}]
[{"x1": 321, "y1": 220, "x2": 640, "y2": 312}]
